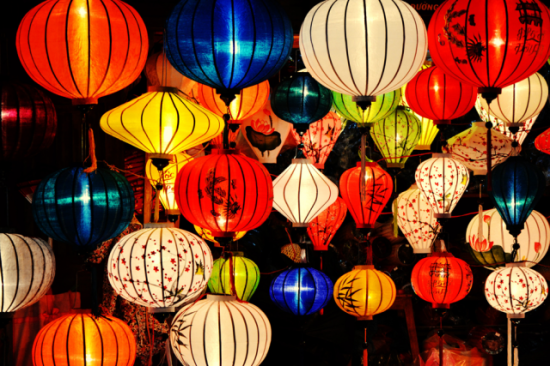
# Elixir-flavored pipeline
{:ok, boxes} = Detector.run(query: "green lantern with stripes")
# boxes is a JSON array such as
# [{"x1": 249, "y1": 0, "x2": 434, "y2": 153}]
[
  {"x1": 332, "y1": 88, "x2": 401, "y2": 127},
  {"x1": 208, "y1": 252, "x2": 260, "y2": 301}
]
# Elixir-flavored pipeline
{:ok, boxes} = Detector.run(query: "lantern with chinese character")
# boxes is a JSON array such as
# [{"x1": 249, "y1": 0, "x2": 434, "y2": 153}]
[{"x1": 308, "y1": 197, "x2": 347, "y2": 251}]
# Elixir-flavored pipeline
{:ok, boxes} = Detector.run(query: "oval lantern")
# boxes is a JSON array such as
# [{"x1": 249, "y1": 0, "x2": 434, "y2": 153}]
[
  {"x1": 300, "y1": 0, "x2": 427, "y2": 108},
  {"x1": 208, "y1": 252, "x2": 260, "y2": 301},
  {"x1": 535, "y1": 127, "x2": 550, "y2": 155},
  {"x1": 17, "y1": 0, "x2": 148, "y2": 105},
  {"x1": 308, "y1": 197, "x2": 347, "y2": 251},
  {"x1": 334, "y1": 265, "x2": 396, "y2": 320},
  {"x1": 467, "y1": 209, "x2": 550, "y2": 269},
  {"x1": 332, "y1": 89, "x2": 402, "y2": 126},
  {"x1": 170, "y1": 294, "x2": 271, "y2": 366},
  {"x1": 32, "y1": 312, "x2": 136, "y2": 366},
  {"x1": 340, "y1": 162, "x2": 393, "y2": 229},
  {"x1": 411, "y1": 252, "x2": 473, "y2": 309},
  {"x1": 32, "y1": 167, "x2": 134, "y2": 251},
  {"x1": 194, "y1": 226, "x2": 247, "y2": 246},
  {"x1": 415, "y1": 153, "x2": 470, "y2": 219},
  {"x1": 270, "y1": 266, "x2": 333, "y2": 315},
  {"x1": 107, "y1": 223, "x2": 213, "y2": 311},
  {"x1": 0, "y1": 82, "x2": 57, "y2": 161},
  {"x1": 175, "y1": 149, "x2": 273, "y2": 238},
  {"x1": 0, "y1": 234, "x2": 55, "y2": 313},
  {"x1": 145, "y1": 51, "x2": 197, "y2": 93}
]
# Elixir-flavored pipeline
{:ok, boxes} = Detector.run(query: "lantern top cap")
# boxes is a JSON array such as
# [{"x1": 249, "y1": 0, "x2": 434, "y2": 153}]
[
  {"x1": 207, "y1": 294, "x2": 237, "y2": 302},
  {"x1": 353, "y1": 265, "x2": 375, "y2": 270},
  {"x1": 144, "y1": 222, "x2": 175, "y2": 229},
  {"x1": 505, "y1": 262, "x2": 527, "y2": 268},
  {"x1": 226, "y1": 251, "x2": 244, "y2": 257},
  {"x1": 211, "y1": 149, "x2": 241, "y2": 155},
  {"x1": 432, "y1": 153, "x2": 452, "y2": 159},
  {"x1": 355, "y1": 162, "x2": 378, "y2": 168},
  {"x1": 148, "y1": 86, "x2": 180, "y2": 94},
  {"x1": 291, "y1": 158, "x2": 314, "y2": 164},
  {"x1": 429, "y1": 251, "x2": 454, "y2": 258},
  {"x1": 472, "y1": 122, "x2": 487, "y2": 127}
]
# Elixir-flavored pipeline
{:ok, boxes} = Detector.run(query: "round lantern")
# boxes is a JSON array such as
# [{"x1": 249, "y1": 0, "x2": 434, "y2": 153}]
[
  {"x1": 32, "y1": 312, "x2": 136, "y2": 366},
  {"x1": 145, "y1": 51, "x2": 197, "y2": 93},
  {"x1": 175, "y1": 149, "x2": 273, "y2": 238},
  {"x1": 404, "y1": 66, "x2": 477, "y2": 125},
  {"x1": 428, "y1": 0, "x2": 550, "y2": 100},
  {"x1": 0, "y1": 82, "x2": 57, "y2": 161},
  {"x1": 208, "y1": 252, "x2": 260, "y2": 301},
  {"x1": 271, "y1": 73, "x2": 332, "y2": 130},
  {"x1": 0, "y1": 234, "x2": 55, "y2": 313},
  {"x1": 490, "y1": 156, "x2": 545, "y2": 237},
  {"x1": 194, "y1": 226, "x2": 247, "y2": 245},
  {"x1": 334, "y1": 265, "x2": 396, "y2": 320},
  {"x1": 17, "y1": 0, "x2": 148, "y2": 105},
  {"x1": 270, "y1": 266, "x2": 333, "y2": 315},
  {"x1": 170, "y1": 294, "x2": 271, "y2": 366},
  {"x1": 332, "y1": 89, "x2": 402, "y2": 126},
  {"x1": 467, "y1": 209, "x2": 549, "y2": 268},
  {"x1": 308, "y1": 197, "x2": 347, "y2": 251},
  {"x1": 446, "y1": 122, "x2": 513, "y2": 175},
  {"x1": 415, "y1": 153, "x2": 470, "y2": 219},
  {"x1": 107, "y1": 223, "x2": 213, "y2": 311},
  {"x1": 370, "y1": 107, "x2": 421, "y2": 168},
  {"x1": 32, "y1": 167, "x2": 134, "y2": 251},
  {"x1": 535, "y1": 127, "x2": 550, "y2": 155},
  {"x1": 165, "y1": 0, "x2": 293, "y2": 97},
  {"x1": 393, "y1": 184, "x2": 439, "y2": 254},
  {"x1": 485, "y1": 263, "x2": 548, "y2": 318},
  {"x1": 411, "y1": 252, "x2": 473, "y2": 309},
  {"x1": 300, "y1": 0, "x2": 427, "y2": 109},
  {"x1": 273, "y1": 158, "x2": 339, "y2": 227},
  {"x1": 340, "y1": 162, "x2": 393, "y2": 229}
]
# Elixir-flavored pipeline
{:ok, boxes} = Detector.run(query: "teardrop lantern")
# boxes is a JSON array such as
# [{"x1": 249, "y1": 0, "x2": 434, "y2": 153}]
[
  {"x1": 308, "y1": 197, "x2": 347, "y2": 251},
  {"x1": 332, "y1": 89, "x2": 402, "y2": 126},
  {"x1": 208, "y1": 252, "x2": 260, "y2": 301}
]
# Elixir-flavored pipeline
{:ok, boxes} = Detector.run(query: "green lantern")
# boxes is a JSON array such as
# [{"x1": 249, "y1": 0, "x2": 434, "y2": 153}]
[
  {"x1": 370, "y1": 107, "x2": 421, "y2": 169},
  {"x1": 332, "y1": 89, "x2": 401, "y2": 127},
  {"x1": 208, "y1": 252, "x2": 260, "y2": 301}
]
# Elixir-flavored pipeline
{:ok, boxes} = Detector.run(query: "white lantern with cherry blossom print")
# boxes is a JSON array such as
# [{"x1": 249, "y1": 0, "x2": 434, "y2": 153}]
[
  {"x1": 107, "y1": 223, "x2": 213, "y2": 312},
  {"x1": 415, "y1": 153, "x2": 469, "y2": 219}
]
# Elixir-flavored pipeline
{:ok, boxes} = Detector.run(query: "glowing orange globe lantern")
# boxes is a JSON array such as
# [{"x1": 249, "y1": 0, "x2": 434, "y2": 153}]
[{"x1": 308, "y1": 197, "x2": 347, "y2": 251}]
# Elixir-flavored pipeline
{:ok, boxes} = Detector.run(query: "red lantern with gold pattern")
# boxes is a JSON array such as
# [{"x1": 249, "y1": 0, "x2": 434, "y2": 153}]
[{"x1": 308, "y1": 197, "x2": 347, "y2": 251}]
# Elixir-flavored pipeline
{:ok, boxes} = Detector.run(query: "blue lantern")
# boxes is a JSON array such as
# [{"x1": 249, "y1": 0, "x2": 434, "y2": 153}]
[
  {"x1": 165, "y1": 0, "x2": 293, "y2": 97},
  {"x1": 270, "y1": 266, "x2": 333, "y2": 315},
  {"x1": 32, "y1": 167, "x2": 134, "y2": 251},
  {"x1": 490, "y1": 156, "x2": 545, "y2": 237}
]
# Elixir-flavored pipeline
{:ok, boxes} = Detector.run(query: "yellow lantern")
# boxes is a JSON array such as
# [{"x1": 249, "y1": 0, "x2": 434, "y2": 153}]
[{"x1": 194, "y1": 225, "x2": 246, "y2": 246}]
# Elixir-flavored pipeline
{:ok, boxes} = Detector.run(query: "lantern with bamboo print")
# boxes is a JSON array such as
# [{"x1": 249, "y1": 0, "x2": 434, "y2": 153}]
[{"x1": 308, "y1": 197, "x2": 347, "y2": 251}]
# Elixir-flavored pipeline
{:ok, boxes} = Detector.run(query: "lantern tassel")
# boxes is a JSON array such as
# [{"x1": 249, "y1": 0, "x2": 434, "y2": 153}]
[
  {"x1": 486, "y1": 123, "x2": 492, "y2": 191},
  {"x1": 83, "y1": 127, "x2": 97, "y2": 174}
]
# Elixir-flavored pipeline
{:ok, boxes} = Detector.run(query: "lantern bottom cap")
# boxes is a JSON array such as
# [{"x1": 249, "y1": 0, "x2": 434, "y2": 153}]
[
  {"x1": 148, "y1": 86, "x2": 179, "y2": 94},
  {"x1": 149, "y1": 153, "x2": 173, "y2": 160},
  {"x1": 505, "y1": 262, "x2": 526, "y2": 268},
  {"x1": 313, "y1": 246, "x2": 329, "y2": 251},
  {"x1": 208, "y1": 294, "x2": 237, "y2": 302},
  {"x1": 472, "y1": 169, "x2": 488, "y2": 176},
  {"x1": 413, "y1": 248, "x2": 432, "y2": 254},
  {"x1": 434, "y1": 120, "x2": 451, "y2": 125},
  {"x1": 313, "y1": 163, "x2": 325, "y2": 169},
  {"x1": 432, "y1": 303, "x2": 450, "y2": 309},
  {"x1": 72, "y1": 97, "x2": 98, "y2": 105},
  {"x1": 211, "y1": 231, "x2": 237, "y2": 238},
  {"x1": 144, "y1": 222, "x2": 175, "y2": 229},
  {"x1": 386, "y1": 163, "x2": 405, "y2": 169},
  {"x1": 357, "y1": 315, "x2": 373, "y2": 321},
  {"x1": 354, "y1": 265, "x2": 375, "y2": 270},
  {"x1": 165, "y1": 210, "x2": 180, "y2": 216},
  {"x1": 292, "y1": 223, "x2": 310, "y2": 228},
  {"x1": 148, "y1": 306, "x2": 176, "y2": 313},
  {"x1": 435, "y1": 213, "x2": 452, "y2": 219},
  {"x1": 507, "y1": 122, "x2": 525, "y2": 128},
  {"x1": 415, "y1": 145, "x2": 432, "y2": 151},
  {"x1": 356, "y1": 223, "x2": 375, "y2": 229},
  {"x1": 507, "y1": 313, "x2": 525, "y2": 319}
]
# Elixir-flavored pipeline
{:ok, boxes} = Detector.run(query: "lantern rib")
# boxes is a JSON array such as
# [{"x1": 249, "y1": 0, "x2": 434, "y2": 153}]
[
  {"x1": 277, "y1": 164, "x2": 298, "y2": 223},
  {"x1": 232, "y1": 0, "x2": 252, "y2": 89},
  {"x1": 23, "y1": 235, "x2": 47, "y2": 310},
  {"x1": 90, "y1": 316, "x2": 108, "y2": 364},
  {"x1": 305, "y1": 268, "x2": 316, "y2": 314},
  {"x1": 363, "y1": 269, "x2": 370, "y2": 318},
  {"x1": 224, "y1": 154, "x2": 233, "y2": 233},
  {"x1": 395, "y1": 1, "x2": 423, "y2": 94},
  {"x1": 122, "y1": 95, "x2": 155, "y2": 152},
  {"x1": 239, "y1": 302, "x2": 263, "y2": 364},
  {"x1": 245, "y1": 302, "x2": 270, "y2": 363},
  {"x1": 224, "y1": 301, "x2": 239, "y2": 365},
  {"x1": 370, "y1": 0, "x2": 392, "y2": 95},
  {"x1": 202, "y1": 301, "x2": 217, "y2": 364},
  {"x1": 64, "y1": 0, "x2": 86, "y2": 99},
  {"x1": 302, "y1": 165, "x2": 319, "y2": 223},
  {"x1": 8, "y1": 235, "x2": 30, "y2": 312},
  {"x1": 442, "y1": 256, "x2": 451, "y2": 305},
  {"x1": 484, "y1": 0, "x2": 491, "y2": 88},
  {"x1": 490, "y1": 0, "x2": 508, "y2": 87},
  {"x1": 462, "y1": 0, "x2": 485, "y2": 87},
  {"x1": 209, "y1": 1, "x2": 226, "y2": 90},
  {"x1": 342, "y1": 0, "x2": 362, "y2": 95},
  {"x1": 141, "y1": 229, "x2": 161, "y2": 307},
  {"x1": 279, "y1": 269, "x2": 293, "y2": 313},
  {"x1": 370, "y1": 269, "x2": 384, "y2": 315}
]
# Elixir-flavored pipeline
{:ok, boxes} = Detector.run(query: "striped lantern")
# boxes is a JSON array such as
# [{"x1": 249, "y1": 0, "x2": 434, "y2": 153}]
[
  {"x1": 208, "y1": 252, "x2": 260, "y2": 301},
  {"x1": 0, "y1": 234, "x2": 55, "y2": 313},
  {"x1": 307, "y1": 197, "x2": 347, "y2": 251},
  {"x1": 331, "y1": 89, "x2": 402, "y2": 126}
]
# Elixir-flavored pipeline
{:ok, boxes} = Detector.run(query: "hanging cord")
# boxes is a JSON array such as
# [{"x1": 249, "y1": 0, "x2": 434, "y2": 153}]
[
  {"x1": 83, "y1": 127, "x2": 97, "y2": 174},
  {"x1": 224, "y1": 251, "x2": 247, "y2": 303},
  {"x1": 363, "y1": 327, "x2": 368, "y2": 366},
  {"x1": 511, "y1": 237, "x2": 520, "y2": 263},
  {"x1": 485, "y1": 122, "x2": 492, "y2": 191},
  {"x1": 359, "y1": 128, "x2": 369, "y2": 203},
  {"x1": 477, "y1": 183, "x2": 484, "y2": 247},
  {"x1": 77, "y1": 105, "x2": 94, "y2": 164},
  {"x1": 511, "y1": 319, "x2": 520, "y2": 366},
  {"x1": 438, "y1": 314, "x2": 445, "y2": 366}
]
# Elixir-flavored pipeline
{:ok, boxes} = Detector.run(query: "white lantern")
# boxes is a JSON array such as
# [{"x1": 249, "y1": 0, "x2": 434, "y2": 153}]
[
  {"x1": 415, "y1": 153, "x2": 469, "y2": 219},
  {"x1": 446, "y1": 122, "x2": 513, "y2": 175},
  {"x1": 393, "y1": 184, "x2": 439, "y2": 254},
  {"x1": 485, "y1": 263, "x2": 548, "y2": 318},
  {"x1": 466, "y1": 209, "x2": 549, "y2": 268},
  {"x1": 145, "y1": 51, "x2": 197, "y2": 97},
  {"x1": 170, "y1": 294, "x2": 271, "y2": 366},
  {"x1": 0, "y1": 234, "x2": 55, "y2": 313},
  {"x1": 107, "y1": 223, "x2": 213, "y2": 312},
  {"x1": 299, "y1": 0, "x2": 427, "y2": 107},
  {"x1": 273, "y1": 158, "x2": 339, "y2": 227}
]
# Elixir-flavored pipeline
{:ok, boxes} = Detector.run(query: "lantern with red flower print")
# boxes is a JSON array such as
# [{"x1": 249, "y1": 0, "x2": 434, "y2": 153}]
[{"x1": 307, "y1": 197, "x2": 347, "y2": 251}]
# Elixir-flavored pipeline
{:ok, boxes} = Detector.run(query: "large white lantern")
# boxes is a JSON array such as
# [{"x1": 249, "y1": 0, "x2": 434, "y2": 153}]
[
  {"x1": 299, "y1": 0, "x2": 427, "y2": 108},
  {"x1": 485, "y1": 263, "x2": 548, "y2": 318},
  {"x1": 170, "y1": 294, "x2": 271, "y2": 366},
  {"x1": 0, "y1": 234, "x2": 55, "y2": 313},
  {"x1": 273, "y1": 158, "x2": 339, "y2": 227},
  {"x1": 107, "y1": 223, "x2": 213, "y2": 312},
  {"x1": 415, "y1": 153, "x2": 469, "y2": 219}
]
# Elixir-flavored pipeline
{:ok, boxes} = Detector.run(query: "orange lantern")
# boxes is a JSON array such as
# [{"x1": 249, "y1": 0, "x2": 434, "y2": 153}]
[
  {"x1": 308, "y1": 197, "x2": 347, "y2": 251},
  {"x1": 17, "y1": 0, "x2": 149, "y2": 105}
]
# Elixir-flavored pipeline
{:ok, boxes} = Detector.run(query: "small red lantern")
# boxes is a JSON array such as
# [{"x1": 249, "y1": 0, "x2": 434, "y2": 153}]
[
  {"x1": 405, "y1": 66, "x2": 477, "y2": 125},
  {"x1": 535, "y1": 128, "x2": 550, "y2": 155},
  {"x1": 340, "y1": 162, "x2": 393, "y2": 230},
  {"x1": 411, "y1": 251, "x2": 473, "y2": 309},
  {"x1": 175, "y1": 149, "x2": 273, "y2": 238},
  {"x1": 307, "y1": 197, "x2": 347, "y2": 251}
]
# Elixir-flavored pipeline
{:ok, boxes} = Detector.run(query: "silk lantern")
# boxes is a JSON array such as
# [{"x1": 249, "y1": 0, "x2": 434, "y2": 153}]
[
  {"x1": 467, "y1": 209, "x2": 549, "y2": 268},
  {"x1": 194, "y1": 226, "x2": 247, "y2": 246},
  {"x1": 411, "y1": 252, "x2": 473, "y2": 309},
  {"x1": 208, "y1": 252, "x2": 260, "y2": 301},
  {"x1": 415, "y1": 153, "x2": 470, "y2": 219},
  {"x1": 32, "y1": 312, "x2": 136, "y2": 366},
  {"x1": 17, "y1": 0, "x2": 148, "y2": 105},
  {"x1": 0, "y1": 82, "x2": 57, "y2": 161},
  {"x1": 334, "y1": 265, "x2": 396, "y2": 320},
  {"x1": 308, "y1": 197, "x2": 347, "y2": 251},
  {"x1": 145, "y1": 51, "x2": 199, "y2": 100},
  {"x1": 340, "y1": 162, "x2": 393, "y2": 229},
  {"x1": 0, "y1": 234, "x2": 55, "y2": 313},
  {"x1": 107, "y1": 223, "x2": 213, "y2": 311},
  {"x1": 300, "y1": 0, "x2": 427, "y2": 109},
  {"x1": 273, "y1": 158, "x2": 338, "y2": 227},
  {"x1": 332, "y1": 89, "x2": 402, "y2": 126},
  {"x1": 370, "y1": 107, "x2": 421, "y2": 168},
  {"x1": 33, "y1": 167, "x2": 134, "y2": 251},
  {"x1": 535, "y1": 127, "x2": 550, "y2": 155},
  {"x1": 170, "y1": 295, "x2": 271, "y2": 366},
  {"x1": 401, "y1": 83, "x2": 439, "y2": 150}
]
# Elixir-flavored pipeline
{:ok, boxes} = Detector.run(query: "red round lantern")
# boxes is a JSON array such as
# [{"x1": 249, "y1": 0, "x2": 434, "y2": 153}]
[
  {"x1": 16, "y1": 0, "x2": 148, "y2": 105},
  {"x1": 175, "y1": 149, "x2": 273, "y2": 238},
  {"x1": 411, "y1": 252, "x2": 473, "y2": 309},
  {"x1": 404, "y1": 66, "x2": 477, "y2": 125},
  {"x1": 535, "y1": 127, "x2": 550, "y2": 155},
  {"x1": 339, "y1": 162, "x2": 393, "y2": 229},
  {"x1": 307, "y1": 197, "x2": 347, "y2": 251},
  {"x1": 428, "y1": 0, "x2": 550, "y2": 99}
]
